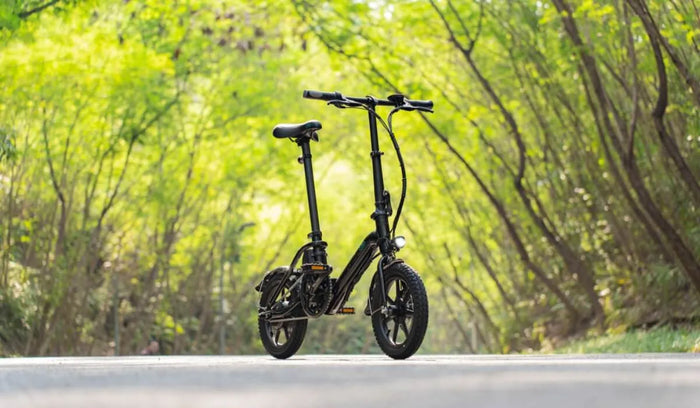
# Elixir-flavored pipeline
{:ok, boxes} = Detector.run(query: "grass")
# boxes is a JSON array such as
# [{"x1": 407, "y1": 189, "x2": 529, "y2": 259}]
[{"x1": 552, "y1": 326, "x2": 700, "y2": 354}]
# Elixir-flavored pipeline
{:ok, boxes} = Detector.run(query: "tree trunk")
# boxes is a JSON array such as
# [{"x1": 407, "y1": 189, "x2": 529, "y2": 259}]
[
  {"x1": 626, "y1": 0, "x2": 700, "y2": 204},
  {"x1": 552, "y1": 0, "x2": 700, "y2": 293}
]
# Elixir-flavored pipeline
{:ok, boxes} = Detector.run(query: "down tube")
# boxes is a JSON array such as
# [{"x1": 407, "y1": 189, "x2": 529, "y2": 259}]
[{"x1": 328, "y1": 232, "x2": 379, "y2": 314}]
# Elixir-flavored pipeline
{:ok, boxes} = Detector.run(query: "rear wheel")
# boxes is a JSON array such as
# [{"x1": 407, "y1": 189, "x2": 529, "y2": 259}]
[
  {"x1": 370, "y1": 262, "x2": 428, "y2": 359},
  {"x1": 258, "y1": 273, "x2": 307, "y2": 359}
]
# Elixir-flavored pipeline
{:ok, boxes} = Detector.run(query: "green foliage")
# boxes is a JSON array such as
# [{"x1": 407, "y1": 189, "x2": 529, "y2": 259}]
[
  {"x1": 550, "y1": 326, "x2": 700, "y2": 354},
  {"x1": 1, "y1": 0, "x2": 699, "y2": 356},
  {"x1": 0, "y1": 127, "x2": 17, "y2": 162},
  {"x1": 0, "y1": 274, "x2": 38, "y2": 356}
]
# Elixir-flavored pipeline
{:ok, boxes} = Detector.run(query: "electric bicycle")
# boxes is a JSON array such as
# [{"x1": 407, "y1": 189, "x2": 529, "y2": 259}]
[{"x1": 255, "y1": 90, "x2": 433, "y2": 359}]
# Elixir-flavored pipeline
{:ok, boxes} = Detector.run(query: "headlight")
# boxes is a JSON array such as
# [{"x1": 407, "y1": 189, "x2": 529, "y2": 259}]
[{"x1": 393, "y1": 236, "x2": 406, "y2": 249}]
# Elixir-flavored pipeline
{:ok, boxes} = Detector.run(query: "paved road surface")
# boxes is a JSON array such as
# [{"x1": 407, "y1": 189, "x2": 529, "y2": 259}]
[{"x1": 1, "y1": 354, "x2": 699, "y2": 407}]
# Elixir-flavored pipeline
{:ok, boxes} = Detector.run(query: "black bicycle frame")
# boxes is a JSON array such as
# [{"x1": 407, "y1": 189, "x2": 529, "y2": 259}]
[
  {"x1": 265, "y1": 86, "x2": 437, "y2": 318},
  {"x1": 266, "y1": 101, "x2": 394, "y2": 316}
]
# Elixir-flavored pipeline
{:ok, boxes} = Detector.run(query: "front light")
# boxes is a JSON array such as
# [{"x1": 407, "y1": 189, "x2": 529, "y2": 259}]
[{"x1": 393, "y1": 236, "x2": 406, "y2": 249}]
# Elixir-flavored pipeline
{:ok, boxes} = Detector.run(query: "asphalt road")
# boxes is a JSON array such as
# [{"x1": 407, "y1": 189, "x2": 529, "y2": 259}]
[{"x1": 1, "y1": 354, "x2": 699, "y2": 407}]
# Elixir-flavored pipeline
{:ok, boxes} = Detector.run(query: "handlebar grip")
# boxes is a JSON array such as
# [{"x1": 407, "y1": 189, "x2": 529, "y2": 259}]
[
  {"x1": 303, "y1": 90, "x2": 343, "y2": 101},
  {"x1": 406, "y1": 99, "x2": 433, "y2": 109}
]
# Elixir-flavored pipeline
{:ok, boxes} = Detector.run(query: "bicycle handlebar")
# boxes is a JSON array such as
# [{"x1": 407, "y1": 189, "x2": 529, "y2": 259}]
[
  {"x1": 403, "y1": 98, "x2": 433, "y2": 109},
  {"x1": 303, "y1": 90, "x2": 433, "y2": 111},
  {"x1": 303, "y1": 90, "x2": 343, "y2": 101}
]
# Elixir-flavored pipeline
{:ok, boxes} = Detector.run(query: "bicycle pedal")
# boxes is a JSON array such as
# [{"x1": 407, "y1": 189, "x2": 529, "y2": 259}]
[
  {"x1": 337, "y1": 307, "x2": 355, "y2": 315},
  {"x1": 301, "y1": 263, "x2": 332, "y2": 274}
]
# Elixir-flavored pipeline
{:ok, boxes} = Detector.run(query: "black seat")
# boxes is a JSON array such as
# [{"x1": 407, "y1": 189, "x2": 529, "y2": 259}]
[{"x1": 272, "y1": 120, "x2": 322, "y2": 139}]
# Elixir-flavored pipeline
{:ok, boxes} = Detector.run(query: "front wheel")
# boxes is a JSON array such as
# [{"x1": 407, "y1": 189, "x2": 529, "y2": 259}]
[{"x1": 370, "y1": 262, "x2": 428, "y2": 359}]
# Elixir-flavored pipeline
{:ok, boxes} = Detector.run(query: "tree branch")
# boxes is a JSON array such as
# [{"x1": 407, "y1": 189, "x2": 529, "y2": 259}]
[{"x1": 18, "y1": 0, "x2": 61, "y2": 19}]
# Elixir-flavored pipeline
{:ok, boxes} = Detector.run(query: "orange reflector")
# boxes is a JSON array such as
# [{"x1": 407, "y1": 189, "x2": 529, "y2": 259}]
[
  {"x1": 339, "y1": 307, "x2": 355, "y2": 314},
  {"x1": 311, "y1": 265, "x2": 325, "y2": 270}
]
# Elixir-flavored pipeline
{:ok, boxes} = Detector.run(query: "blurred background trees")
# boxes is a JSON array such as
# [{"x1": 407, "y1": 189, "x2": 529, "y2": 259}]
[{"x1": 1, "y1": 0, "x2": 698, "y2": 355}]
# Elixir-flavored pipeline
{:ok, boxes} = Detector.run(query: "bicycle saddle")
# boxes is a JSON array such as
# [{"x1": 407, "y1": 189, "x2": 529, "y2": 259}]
[{"x1": 272, "y1": 120, "x2": 322, "y2": 140}]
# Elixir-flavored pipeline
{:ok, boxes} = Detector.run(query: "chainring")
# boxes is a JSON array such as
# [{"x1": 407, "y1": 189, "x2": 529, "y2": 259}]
[{"x1": 301, "y1": 274, "x2": 332, "y2": 317}]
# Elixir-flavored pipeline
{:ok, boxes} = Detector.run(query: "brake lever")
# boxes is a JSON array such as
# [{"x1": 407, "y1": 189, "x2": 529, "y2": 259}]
[{"x1": 401, "y1": 104, "x2": 433, "y2": 114}]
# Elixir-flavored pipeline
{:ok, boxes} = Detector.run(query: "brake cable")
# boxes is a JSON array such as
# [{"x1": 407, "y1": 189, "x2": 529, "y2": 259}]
[{"x1": 386, "y1": 108, "x2": 406, "y2": 239}]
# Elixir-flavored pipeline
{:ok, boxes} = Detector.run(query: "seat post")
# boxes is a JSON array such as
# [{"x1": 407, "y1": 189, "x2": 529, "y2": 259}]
[{"x1": 298, "y1": 139, "x2": 322, "y2": 243}]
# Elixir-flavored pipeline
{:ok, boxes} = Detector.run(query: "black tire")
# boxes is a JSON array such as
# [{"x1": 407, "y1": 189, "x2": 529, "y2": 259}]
[
  {"x1": 370, "y1": 262, "x2": 428, "y2": 359},
  {"x1": 258, "y1": 273, "x2": 307, "y2": 359}
]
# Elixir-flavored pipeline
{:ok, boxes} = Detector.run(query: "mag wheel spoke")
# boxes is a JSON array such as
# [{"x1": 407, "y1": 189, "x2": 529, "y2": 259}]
[
  {"x1": 386, "y1": 281, "x2": 396, "y2": 304},
  {"x1": 404, "y1": 298, "x2": 414, "y2": 315},
  {"x1": 266, "y1": 311, "x2": 294, "y2": 347},
  {"x1": 392, "y1": 320, "x2": 399, "y2": 343},
  {"x1": 405, "y1": 315, "x2": 413, "y2": 331},
  {"x1": 400, "y1": 321, "x2": 409, "y2": 338},
  {"x1": 378, "y1": 277, "x2": 414, "y2": 347},
  {"x1": 383, "y1": 325, "x2": 390, "y2": 338},
  {"x1": 273, "y1": 326, "x2": 281, "y2": 345},
  {"x1": 267, "y1": 322, "x2": 296, "y2": 347}
]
